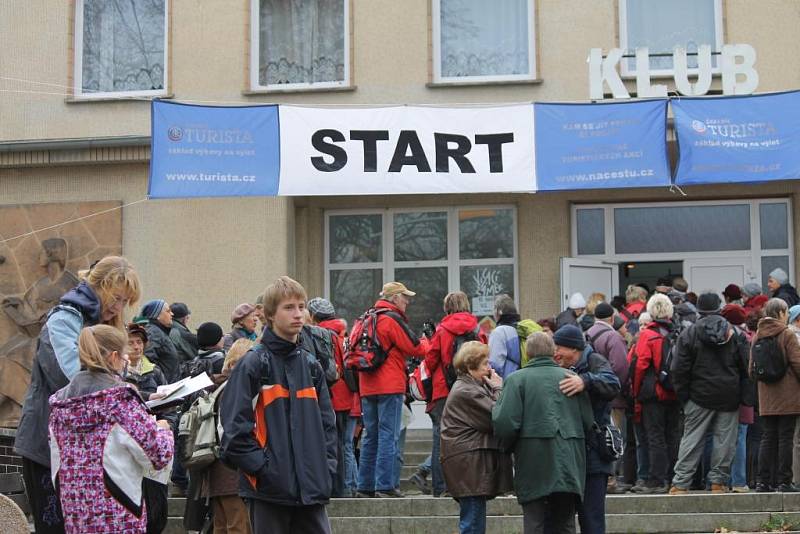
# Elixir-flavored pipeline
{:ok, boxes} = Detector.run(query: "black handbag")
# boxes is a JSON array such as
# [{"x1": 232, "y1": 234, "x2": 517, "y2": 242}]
[{"x1": 590, "y1": 422, "x2": 624, "y2": 462}]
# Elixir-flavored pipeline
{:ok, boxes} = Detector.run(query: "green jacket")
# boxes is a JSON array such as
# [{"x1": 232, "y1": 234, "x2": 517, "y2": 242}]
[{"x1": 492, "y1": 357, "x2": 595, "y2": 504}]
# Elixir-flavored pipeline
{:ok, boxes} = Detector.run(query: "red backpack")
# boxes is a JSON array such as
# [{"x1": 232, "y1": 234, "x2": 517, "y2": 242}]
[{"x1": 344, "y1": 308, "x2": 403, "y2": 372}]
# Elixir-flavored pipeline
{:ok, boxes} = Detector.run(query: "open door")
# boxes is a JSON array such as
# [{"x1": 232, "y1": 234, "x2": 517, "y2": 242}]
[
  {"x1": 560, "y1": 258, "x2": 620, "y2": 310},
  {"x1": 683, "y1": 257, "x2": 756, "y2": 297}
]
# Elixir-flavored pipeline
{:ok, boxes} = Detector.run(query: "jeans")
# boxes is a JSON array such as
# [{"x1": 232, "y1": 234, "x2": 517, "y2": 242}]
[
  {"x1": 731, "y1": 423, "x2": 749, "y2": 488},
  {"x1": 672, "y1": 401, "x2": 738, "y2": 488},
  {"x1": 418, "y1": 454, "x2": 432, "y2": 475},
  {"x1": 578, "y1": 474, "x2": 608, "y2": 534},
  {"x1": 395, "y1": 425, "x2": 407, "y2": 489},
  {"x1": 758, "y1": 414, "x2": 798, "y2": 487},
  {"x1": 633, "y1": 421, "x2": 650, "y2": 481},
  {"x1": 344, "y1": 416, "x2": 359, "y2": 493},
  {"x1": 429, "y1": 399, "x2": 447, "y2": 496},
  {"x1": 358, "y1": 394, "x2": 404, "y2": 492},
  {"x1": 522, "y1": 493, "x2": 576, "y2": 534},
  {"x1": 458, "y1": 496, "x2": 487, "y2": 534},
  {"x1": 642, "y1": 401, "x2": 680, "y2": 485}
]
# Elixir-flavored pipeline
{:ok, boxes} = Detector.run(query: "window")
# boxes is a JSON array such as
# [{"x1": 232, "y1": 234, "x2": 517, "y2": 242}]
[
  {"x1": 74, "y1": 0, "x2": 168, "y2": 98},
  {"x1": 251, "y1": 0, "x2": 349, "y2": 91},
  {"x1": 619, "y1": 0, "x2": 723, "y2": 76},
  {"x1": 326, "y1": 207, "x2": 517, "y2": 331},
  {"x1": 432, "y1": 0, "x2": 536, "y2": 84}
]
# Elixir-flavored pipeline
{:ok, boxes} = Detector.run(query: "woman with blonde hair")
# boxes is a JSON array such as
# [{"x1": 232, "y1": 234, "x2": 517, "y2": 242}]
[
  {"x1": 49, "y1": 325, "x2": 173, "y2": 534},
  {"x1": 15, "y1": 255, "x2": 141, "y2": 534},
  {"x1": 202, "y1": 337, "x2": 254, "y2": 534}
]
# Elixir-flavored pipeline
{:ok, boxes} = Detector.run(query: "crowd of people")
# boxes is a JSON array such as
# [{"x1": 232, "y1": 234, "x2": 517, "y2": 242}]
[{"x1": 12, "y1": 251, "x2": 800, "y2": 534}]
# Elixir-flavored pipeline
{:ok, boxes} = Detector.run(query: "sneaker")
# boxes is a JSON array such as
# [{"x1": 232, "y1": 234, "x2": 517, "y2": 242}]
[
  {"x1": 639, "y1": 483, "x2": 669, "y2": 495},
  {"x1": 355, "y1": 491, "x2": 375, "y2": 498},
  {"x1": 711, "y1": 484, "x2": 727, "y2": 494},
  {"x1": 375, "y1": 488, "x2": 405, "y2": 498},
  {"x1": 731, "y1": 486, "x2": 750, "y2": 493},
  {"x1": 408, "y1": 472, "x2": 432, "y2": 495},
  {"x1": 669, "y1": 486, "x2": 689, "y2": 495},
  {"x1": 776, "y1": 483, "x2": 800, "y2": 493},
  {"x1": 755, "y1": 483, "x2": 773, "y2": 493},
  {"x1": 630, "y1": 479, "x2": 648, "y2": 493}
]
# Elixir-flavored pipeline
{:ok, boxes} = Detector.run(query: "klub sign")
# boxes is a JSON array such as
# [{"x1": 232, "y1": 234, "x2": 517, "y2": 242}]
[{"x1": 589, "y1": 44, "x2": 759, "y2": 99}]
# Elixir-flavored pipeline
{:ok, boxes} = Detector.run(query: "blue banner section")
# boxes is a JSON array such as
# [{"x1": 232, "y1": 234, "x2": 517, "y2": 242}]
[
  {"x1": 534, "y1": 99, "x2": 670, "y2": 191},
  {"x1": 673, "y1": 91, "x2": 800, "y2": 185},
  {"x1": 149, "y1": 101, "x2": 280, "y2": 198}
]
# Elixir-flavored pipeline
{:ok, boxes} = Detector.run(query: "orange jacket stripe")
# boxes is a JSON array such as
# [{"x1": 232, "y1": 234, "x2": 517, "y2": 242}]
[
  {"x1": 296, "y1": 387, "x2": 318, "y2": 400},
  {"x1": 251, "y1": 385, "x2": 290, "y2": 448}
]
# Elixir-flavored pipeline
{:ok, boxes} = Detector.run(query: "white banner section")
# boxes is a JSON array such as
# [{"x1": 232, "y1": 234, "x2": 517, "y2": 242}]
[{"x1": 277, "y1": 105, "x2": 536, "y2": 195}]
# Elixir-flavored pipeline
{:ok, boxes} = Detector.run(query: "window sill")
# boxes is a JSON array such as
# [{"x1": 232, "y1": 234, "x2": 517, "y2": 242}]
[
  {"x1": 65, "y1": 93, "x2": 173, "y2": 104},
  {"x1": 243, "y1": 85, "x2": 357, "y2": 96},
  {"x1": 427, "y1": 79, "x2": 543, "y2": 89}
]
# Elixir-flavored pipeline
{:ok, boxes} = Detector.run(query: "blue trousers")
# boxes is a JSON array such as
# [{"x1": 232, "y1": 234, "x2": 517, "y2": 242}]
[
  {"x1": 357, "y1": 394, "x2": 403, "y2": 492},
  {"x1": 458, "y1": 496, "x2": 487, "y2": 534},
  {"x1": 578, "y1": 474, "x2": 607, "y2": 534},
  {"x1": 731, "y1": 423, "x2": 749, "y2": 488},
  {"x1": 344, "y1": 416, "x2": 359, "y2": 493}
]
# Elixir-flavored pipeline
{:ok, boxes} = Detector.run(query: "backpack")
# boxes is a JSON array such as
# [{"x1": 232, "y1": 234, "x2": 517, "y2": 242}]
[
  {"x1": 445, "y1": 327, "x2": 480, "y2": 389},
  {"x1": 515, "y1": 319, "x2": 543, "y2": 368},
  {"x1": 344, "y1": 308, "x2": 408, "y2": 372},
  {"x1": 186, "y1": 350, "x2": 225, "y2": 378},
  {"x1": 656, "y1": 325, "x2": 681, "y2": 392},
  {"x1": 408, "y1": 361, "x2": 433, "y2": 402},
  {"x1": 341, "y1": 335, "x2": 360, "y2": 392},
  {"x1": 179, "y1": 381, "x2": 228, "y2": 470},
  {"x1": 301, "y1": 325, "x2": 339, "y2": 385},
  {"x1": 751, "y1": 334, "x2": 787, "y2": 383}
]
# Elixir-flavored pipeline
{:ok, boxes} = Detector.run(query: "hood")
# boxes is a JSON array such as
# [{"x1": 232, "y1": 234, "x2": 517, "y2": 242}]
[
  {"x1": 59, "y1": 280, "x2": 101, "y2": 324},
  {"x1": 319, "y1": 318, "x2": 347, "y2": 337},
  {"x1": 50, "y1": 381, "x2": 133, "y2": 433},
  {"x1": 439, "y1": 312, "x2": 478, "y2": 336},
  {"x1": 696, "y1": 314, "x2": 733, "y2": 345},
  {"x1": 757, "y1": 317, "x2": 788, "y2": 337},
  {"x1": 374, "y1": 299, "x2": 409, "y2": 321},
  {"x1": 261, "y1": 327, "x2": 299, "y2": 357},
  {"x1": 675, "y1": 302, "x2": 698, "y2": 317}
]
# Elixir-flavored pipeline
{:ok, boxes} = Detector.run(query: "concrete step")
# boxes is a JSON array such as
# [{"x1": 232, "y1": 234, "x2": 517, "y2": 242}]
[
  {"x1": 403, "y1": 439, "x2": 433, "y2": 454},
  {"x1": 401, "y1": 451, "x2": 431, "y2": 466}
]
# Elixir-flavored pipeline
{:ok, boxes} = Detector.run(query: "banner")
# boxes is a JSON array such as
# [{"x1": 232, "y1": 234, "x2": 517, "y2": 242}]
[
  {"x1": 673, "y1": 91, "x2": 800, "y2": 185},
  {"x1": 149, "y1": 101, "x2": 281, "y2": 198},
  {"x1": 277, "y1": 105, "x2": 535, "y2": 195},
  {"x1": 534, "y1": 99, "x2": 670, "y2": 190}
]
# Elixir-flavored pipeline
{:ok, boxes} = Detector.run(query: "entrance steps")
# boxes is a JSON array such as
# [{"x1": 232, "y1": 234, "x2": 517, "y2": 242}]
[{"x1": 164, "y1": 492, "x2": 800, "y2": 533}]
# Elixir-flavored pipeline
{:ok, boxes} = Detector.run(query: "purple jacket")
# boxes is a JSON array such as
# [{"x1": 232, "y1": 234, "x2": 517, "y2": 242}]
[
  {"x1": 49, "y1": 372, "x2": 173, "y2": 534},
  {"x1": 586, "y1": 321, "x2": 629, "y2": 409}
]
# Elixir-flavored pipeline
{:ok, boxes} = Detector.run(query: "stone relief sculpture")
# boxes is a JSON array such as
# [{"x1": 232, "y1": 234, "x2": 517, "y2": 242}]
[{"x1": 0, "y1": 201, "x2": 122, "y2": 427}]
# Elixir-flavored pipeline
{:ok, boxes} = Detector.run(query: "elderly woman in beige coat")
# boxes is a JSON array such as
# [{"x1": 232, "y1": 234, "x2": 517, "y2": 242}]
[
  {"x1": 441, "y1": 341, "x2": 513, "y2": 534},
  {"x1": 751, "y1": 298, "x2": 800, "y2": 492}
]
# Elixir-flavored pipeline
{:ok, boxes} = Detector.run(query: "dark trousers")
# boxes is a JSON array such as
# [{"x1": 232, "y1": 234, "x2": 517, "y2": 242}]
[
  {"x1": 332, "y1": 410, "x2": 349, "y2": 497},
  {"x1": 523, "y1": 493, "x2": 577, "y2": 534},
  {"x1": 622, "y1": 412, "x2": 638, "y2": 484},
  {"x1": 22, "y1": 457, "x2": 64, "y2": 534},
  {"x1": 429, "y1": 398, "x2": 447, "y2": 496},
  {"x1": 758, "y1": 414, "x2": 797, "y2": 487},
  {"x1": 642, "y1": 400, "x2": 680, "y2": 485},
  {"x1": 748, "y1": 414, "x2": 765, "y2": 487},
  {"x1": 247, "y1": 500, "x2": 331, "y2": 534},
  {"x1": 578, "y1": 474, "x2": 608, "y2": 534}
]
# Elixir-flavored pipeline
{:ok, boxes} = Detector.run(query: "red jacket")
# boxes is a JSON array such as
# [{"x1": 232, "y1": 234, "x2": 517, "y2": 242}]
[
  {"x1": 358, "y1": 300, "x2": 430, "y2": 397},
  {"x1": 623, "y1": 301, "x2": 646, "y2": 322},
  {"x1": 318, "y1": 318, "x2": 353, "y2": 412},
  {"x1": 423, "y1": 312, "x2": 479, "y2": 409},
  {"x1": 632, "y1": 321, "x2": 677, "y2": 403}
]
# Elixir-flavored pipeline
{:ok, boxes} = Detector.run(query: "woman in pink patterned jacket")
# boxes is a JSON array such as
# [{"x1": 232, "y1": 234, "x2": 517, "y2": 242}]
[{"x1": 49, "y1": 325, "x2": 174, "y2": 534}]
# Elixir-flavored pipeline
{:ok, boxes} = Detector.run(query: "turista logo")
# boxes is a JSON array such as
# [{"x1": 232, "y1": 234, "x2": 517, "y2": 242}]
[
  {"x1": 168, "y1": 126, "x2": 254, "y2": 144},
  {"x1": 693, "y1": 119, "x2": 777, "y2": 138}
]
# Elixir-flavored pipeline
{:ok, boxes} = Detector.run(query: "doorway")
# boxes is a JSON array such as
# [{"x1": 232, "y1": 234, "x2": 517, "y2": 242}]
[{"x1": 619, "y1": 261, "x2": 682, "y2": 296}]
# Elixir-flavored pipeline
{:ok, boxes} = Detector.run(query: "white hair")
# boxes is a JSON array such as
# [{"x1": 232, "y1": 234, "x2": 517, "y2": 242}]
[{"x1": 646, "y1": 294, "x2": 674, "y2": 320}]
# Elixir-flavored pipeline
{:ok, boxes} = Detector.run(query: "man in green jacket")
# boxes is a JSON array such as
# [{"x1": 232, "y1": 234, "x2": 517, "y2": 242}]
[{"x1": 493, "y1": 332, "x2": 594, "y2": 534}]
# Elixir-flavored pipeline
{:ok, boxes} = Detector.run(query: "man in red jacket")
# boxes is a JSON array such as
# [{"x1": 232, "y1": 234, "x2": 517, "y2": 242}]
[
  {"x1": 357, "y1": 282, "x2": 430, "y2": 498},
  {"x1": 422, "y1": 291, "x2": 479, "y2": 497}
]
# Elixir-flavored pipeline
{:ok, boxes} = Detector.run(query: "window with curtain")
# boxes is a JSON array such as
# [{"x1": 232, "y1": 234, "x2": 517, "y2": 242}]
[
  {"x1": 76, "y1": 0, "x2": 167, "y2": 97},
  {"x1": 434, "y1": 0, "x2": 535, "y2": 83},
  {"x1": 620, "y1": 0, "x2": 722, "y2": 74},
  {"x1": 255, "y1": 0, "x2": 348, "y2": 89}
]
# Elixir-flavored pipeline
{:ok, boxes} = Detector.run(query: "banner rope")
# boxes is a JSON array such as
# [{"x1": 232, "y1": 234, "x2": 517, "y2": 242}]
[{"x1": 0, "y1": 198, "x2": 148, "y2": 246}]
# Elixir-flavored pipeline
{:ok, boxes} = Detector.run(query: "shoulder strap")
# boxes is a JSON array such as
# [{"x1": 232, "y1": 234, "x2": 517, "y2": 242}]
[{"x1": 589, "y1": 329, "x2": 609, "y2": 344}]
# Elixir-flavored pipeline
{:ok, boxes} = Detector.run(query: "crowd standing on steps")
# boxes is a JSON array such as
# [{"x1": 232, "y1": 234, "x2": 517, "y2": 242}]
[{"x1": 12, "y1": 253, "x2": 800, "y2": 534}]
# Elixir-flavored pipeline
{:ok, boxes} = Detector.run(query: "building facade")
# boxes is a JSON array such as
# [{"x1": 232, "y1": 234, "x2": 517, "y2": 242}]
[{"x1": 1, "y1": 0, "x2": 799, "y2": 333}]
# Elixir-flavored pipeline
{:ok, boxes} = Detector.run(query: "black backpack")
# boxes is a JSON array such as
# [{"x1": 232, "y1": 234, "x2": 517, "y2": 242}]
[
  {"x1": 187, "y1": 350, "x2": 225, "y2": 378},
  {"x1": 657, "y1": 326, "x2": 681, "y2": 392},
  {"x1": 751, "y1": 335, "x2": 787, "y2": 383},
  {"x1": 445, "y1": 327, "x2": 480, "y2": 389}
]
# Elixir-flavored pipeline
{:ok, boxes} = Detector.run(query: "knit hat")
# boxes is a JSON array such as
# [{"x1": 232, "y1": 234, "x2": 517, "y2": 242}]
[
  {"x1": 553, "y1": 325, "x2": 586, "y2": 351},
  {"x1": 126, "y1": 322, "x2": 148, "y2": 343},
  {"x1": 722, "y1": 284, "x2": 742, "y2": 301},
  {"x1": 742, "y1": 283, "x2": 763, "y2": 298},
  {"x1": 231, "y1": 303, "x2": 256, "y2": 325},
  {"x1": 140, "y1": 299, "x2": 167, "y2": 320},
  {"x1": 170, "y1": 302, "x2": 191, "y2": 319},
  {"x1": 594, "y1": 302, "x2": 614, "y2": 320},
  {"x1": 721, "y1": 304, "x2": 747, "y2": 326},
  {"x1": 568, "y1": 292, "x2": 586, "y2": 310},
  {"x1": 790, "y1": 305, "x2": 800, "y2": 325},
  {"x1": 697, "y1": 292, "x2": 722, "y2": 314},
  {"x1": 307, "y1": 297, "x2": 335, "y2": 321},
  {"x1": 770, "y1": 268, "x2": 789, "y2": 285},
  {"x1": 380, "y1": 282, "x2": 415, "y2": 298},
  {"x1": 197, "y1": 322, "x2": 224, "y2": 348},
  {"x1": 612, "y1": 315, "x2": 625, "y2": 331}
]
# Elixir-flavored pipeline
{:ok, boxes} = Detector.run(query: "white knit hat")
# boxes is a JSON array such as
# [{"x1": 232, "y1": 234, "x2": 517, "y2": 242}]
[{"x1": 568, "y1": 292, "x2": 587, "y2": 310}]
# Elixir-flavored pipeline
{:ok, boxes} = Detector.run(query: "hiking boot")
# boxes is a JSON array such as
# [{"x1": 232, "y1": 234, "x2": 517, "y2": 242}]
[
  {"x1": 669, "y1": 486, "x2": 689, "y2": 495},
  {"x1": 630, "y1": 479, "x2": 648, "y2": 493},
  {"x1": 731, "y1": 486, "x2": 750, "y2": 493},
  {"x1": 755, "y1": 483, "x2": 773, "y2": 493},
  {"x1": 374, "y1": 489, "x2": 402, "y2": 498},
  {"x1": 711, "y1": 484, "x2": 727, "y2": 494},
  {"x1": 408, "y1": 472, "x2": 431, "y2": 495}
]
